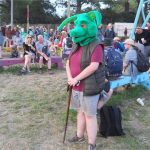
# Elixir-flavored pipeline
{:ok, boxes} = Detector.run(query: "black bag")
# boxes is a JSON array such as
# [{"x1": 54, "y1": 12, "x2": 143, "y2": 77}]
[
  {"x1": 98, "y1": 106, "x2": 125, "y2": 138},
  {"x1": 42, "y1": 45, "x2": 48, "y2": 54},
  {"x1": 134, "y1": 48, "x2": 150, "y2": 72},
  {"x1": 11, "y1": 51, "x2": 19, "y2": 58},
  {"x1": 66, "y1": 37, "x2": 73, "y2": 48},
  {"x1": 11, "y1": 45, "x2": 18, "y2": 58}
]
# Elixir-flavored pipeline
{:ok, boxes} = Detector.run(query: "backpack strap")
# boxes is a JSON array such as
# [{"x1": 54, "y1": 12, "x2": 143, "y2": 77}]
[{"x1": 129, "y1": 60, "x2": 137, "y2": 83}]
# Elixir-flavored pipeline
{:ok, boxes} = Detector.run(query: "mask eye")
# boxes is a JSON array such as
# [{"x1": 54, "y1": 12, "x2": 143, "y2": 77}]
[{"x1": 81, "y1": 24, "x2": 86, "y2": 28}]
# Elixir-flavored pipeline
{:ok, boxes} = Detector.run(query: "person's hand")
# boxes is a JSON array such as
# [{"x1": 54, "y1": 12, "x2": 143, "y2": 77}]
[
  {"x1": 67, "y1": 77, "x2": 73, "y2": 86},
  {"x1": 141, "y1": 38, "x2": 146, "y2": 44},
  {"x1": 68, "y1": 77, "x2": 78, "y2": 86}
]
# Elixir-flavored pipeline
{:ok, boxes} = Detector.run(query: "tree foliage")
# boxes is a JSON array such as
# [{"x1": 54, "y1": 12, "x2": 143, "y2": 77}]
[
  {"x1": 0, "y1": 0, "x2": 140, "y2": 24},
  {"x1": 100, "y1": 0, "x2": 139, "y2": 23},
  {"x1": 54, "y1": 0, "x2": 102, "y2": 15},
  {"x1": 0, "y1": 0, "x2": 60, "y2": 24}
]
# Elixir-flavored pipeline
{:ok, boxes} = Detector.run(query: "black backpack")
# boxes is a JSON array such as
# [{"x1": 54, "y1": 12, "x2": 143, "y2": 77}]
[
  {"x1": 11, "y1": 45, "x2": 18, "y2": 58},
  {"x1": 11, "y1": 50, "x2": 19, "y2": 58},
  {"x1": 134, "y1": 48, "x2": 150, "y2": 72},
  {"x1": 42, "y1": 45, "x2": 48, "y2": 54},
  {"x1": 66, "y1": 37, "x2": 73, "y2": 48},
  {"x1": 98, "y1": 106, "x2": 125, "y2": 138}
]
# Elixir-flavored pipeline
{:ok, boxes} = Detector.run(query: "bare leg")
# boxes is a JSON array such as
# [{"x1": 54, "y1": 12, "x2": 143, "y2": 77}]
[
  {"x1": 0, "y1": 46, "x2": 2, "y2": 58},
  {"x1": 85, "y1": 115, "x2": 97, "y2": 145},
  {"x1": 77, "y1": 109, "x2": 86, "y2": 138},
  {"x1": 39, "y1": 56, "x2": 43, "y2": 69},
  {"x1": 97, "y1": 89, "x2": 113, "y2": 109},
  {"x1": 23, "y1": 55, "x2": 29, "y2": 69},
  {"x1": 47, "y1": 58, "x2": 51, "y2": 70},
  {"x1": 27, "y1": 55, "x2": 32, "y2": 72}
]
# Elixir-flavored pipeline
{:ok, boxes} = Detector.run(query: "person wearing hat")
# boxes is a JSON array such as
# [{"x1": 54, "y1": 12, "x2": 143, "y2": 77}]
[{"x1": 123, "y1": 38, "x2": 139, "y2": 77}]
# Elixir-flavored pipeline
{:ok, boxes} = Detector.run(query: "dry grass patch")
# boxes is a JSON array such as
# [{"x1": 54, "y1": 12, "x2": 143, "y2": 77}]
[{"x1": 0, "y1": 69, "x2": 150, "y2": 150}]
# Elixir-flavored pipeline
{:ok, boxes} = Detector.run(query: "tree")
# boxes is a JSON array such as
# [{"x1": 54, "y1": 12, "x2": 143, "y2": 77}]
[
  {"x1": 101, "y1": 0, "x2": 138, "y2": 13},
  {"x1": 99, "y1": 0, "x2": 139, "y2": 23},
  {"x1": 0, "y1": 0, "x2": 11, "y2": 23},
  {"x1": 0, "y1": 0, "x2": 60, "y2": 24},
  {"x1": 54, "y1": 0, "x2": 102, "y2": 15}
]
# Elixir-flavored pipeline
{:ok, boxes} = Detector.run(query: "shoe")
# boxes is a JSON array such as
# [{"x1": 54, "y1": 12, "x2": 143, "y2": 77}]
[
  {"x1": 48, "y1": 69, "x2": 54, "y2": 75},
  {"x1": 21, "y1": 67, "x2": 27, "y2": 73},
  {"x1": 88, "y1": 144, "x2": 96, "y2": 150},
  {"x1": 39, "y1": 68, "x2": 42, "y2": 74},
  {"x1": 68, "y1": 135, "x2": 85, "y2": 143},
  {"x1": 27, "y1": 69, "x2": 31, "y2": 73}
]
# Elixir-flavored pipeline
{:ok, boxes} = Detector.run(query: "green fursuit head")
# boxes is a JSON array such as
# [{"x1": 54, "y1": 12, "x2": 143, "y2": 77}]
[{"x1": 58, "y1": 11, "x2": 102, "y2": 46}]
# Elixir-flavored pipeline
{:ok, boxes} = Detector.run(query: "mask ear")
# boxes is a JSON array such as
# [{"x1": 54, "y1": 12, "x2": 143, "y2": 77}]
[
  {"x1": 58, "y1": 15, "x2": 78, "y2": 31},
  {"x1": 87, "y1": 11, "x2": 102, "y2": 27}
]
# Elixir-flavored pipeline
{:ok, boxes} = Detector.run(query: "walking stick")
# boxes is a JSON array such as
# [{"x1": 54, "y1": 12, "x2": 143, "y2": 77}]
[{"x1": 63, "y1": 85, "x2": 72, "y2": 143}]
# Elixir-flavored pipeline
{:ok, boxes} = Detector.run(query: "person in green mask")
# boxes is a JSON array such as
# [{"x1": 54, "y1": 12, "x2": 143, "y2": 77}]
[{"x1": 58, "y1": 11, "x2": 105, "y2": 150}]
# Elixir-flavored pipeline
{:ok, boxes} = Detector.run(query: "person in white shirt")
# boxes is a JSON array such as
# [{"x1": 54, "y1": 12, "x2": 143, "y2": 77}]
[{"x1": 36, "y1": 35, "x2": 53, "y2": 74}]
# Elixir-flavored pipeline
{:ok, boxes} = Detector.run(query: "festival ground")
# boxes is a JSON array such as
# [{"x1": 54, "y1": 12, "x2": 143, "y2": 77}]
[{"x1": 0, "y1": 68, "x2": 150, "y2": 150}]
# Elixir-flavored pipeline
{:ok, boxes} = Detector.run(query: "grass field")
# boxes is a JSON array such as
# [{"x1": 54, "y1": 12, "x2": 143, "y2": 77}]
[{"x1": 0, "y1": 66, "x2": 150, "y2": 150}]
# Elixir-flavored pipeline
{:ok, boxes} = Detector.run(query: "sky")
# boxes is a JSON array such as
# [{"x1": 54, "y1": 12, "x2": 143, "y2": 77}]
[
  {"x1": 49, "y1": 0, "x2": 106, "y2": 17},
  {"x1": 49, "y1": 0, "x2": 67, "y2": 16}
]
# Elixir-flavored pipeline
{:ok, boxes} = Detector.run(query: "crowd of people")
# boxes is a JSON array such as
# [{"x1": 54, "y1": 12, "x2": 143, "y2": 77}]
[{"x1": 0, "y1": 24, "x2": 73, "y2": 74}]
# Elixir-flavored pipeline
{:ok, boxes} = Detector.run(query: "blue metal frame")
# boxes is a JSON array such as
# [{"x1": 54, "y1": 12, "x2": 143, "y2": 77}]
[{"x1": 130, "y1": 0, "x2": 150, "y2": 39}]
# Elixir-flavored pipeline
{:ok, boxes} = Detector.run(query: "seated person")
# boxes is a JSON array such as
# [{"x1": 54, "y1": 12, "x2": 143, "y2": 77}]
[
  {"x1": 0, "y1": 30, "x2": 4, "y2": 59},
  {"x1": 97, "y1": 79, "x2": 113, "y2": 110},
  {"x1": 36, "y1": 35, "x2": 53, "y2": 74},
  {"x1": 10, "y1": 45, "x2": 19, "y2": 58},
  {"x1": 123, "y1": 39, "x2": 139, "y2": 78},
  {"x1": 21, "y1": 35, "x2": 36, "y2": 73},
  {"x1": 113, "y1": 37, "x2": 125, "y2": 56},
  {"x1": 13, "y1": 32, "x2": 23, "y2": 51},
  {"x1": 50, "y1": 41, "x2": 57, "y2": 56}
]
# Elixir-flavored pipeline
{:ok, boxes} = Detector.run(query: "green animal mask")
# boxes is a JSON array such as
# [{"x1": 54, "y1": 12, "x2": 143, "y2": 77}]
[{"x1": 58, "y1": 11, "x2": 102, "y2": 46}]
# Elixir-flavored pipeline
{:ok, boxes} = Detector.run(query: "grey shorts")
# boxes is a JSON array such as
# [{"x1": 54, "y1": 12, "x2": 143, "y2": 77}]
[{"x1": 70, "y1": 90, "x2": 99, "y2": 116}]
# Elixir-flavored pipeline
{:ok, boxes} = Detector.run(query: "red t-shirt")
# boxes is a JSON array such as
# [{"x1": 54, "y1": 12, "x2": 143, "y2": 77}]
[{"x1": 69, "y1": 45, "x2": 103, "y2": 91}]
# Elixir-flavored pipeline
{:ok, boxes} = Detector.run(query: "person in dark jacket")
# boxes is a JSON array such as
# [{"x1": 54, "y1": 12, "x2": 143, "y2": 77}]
[
  {"x1": 0, "y1": 27, "x2": 4, "y2": 59},
  {"x1": 135, "y1": 27, "x2": 150, "y2": 73},
  {"x1": 104, "y1": 23, "x2": 116, "y2": 46},
  {"x1": 135, "y1": 27, "x2": 150, "y2": 60}
]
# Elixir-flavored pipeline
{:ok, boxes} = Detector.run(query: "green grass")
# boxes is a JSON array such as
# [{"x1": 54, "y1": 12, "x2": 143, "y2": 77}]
[
  {"x1": 67, "y1": 85, "x2": 149, "y2": 122},
  {"x1": 0, "y1": 64, "x2": 57, "y2": 75},
  {"x1": 107, "y1": 85, "x2": 149, "y2": 106},
  {"x1": 0, "y1": 67, "x2": 150, "y2": 149}
]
